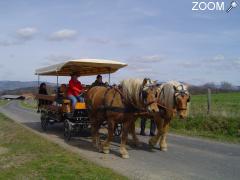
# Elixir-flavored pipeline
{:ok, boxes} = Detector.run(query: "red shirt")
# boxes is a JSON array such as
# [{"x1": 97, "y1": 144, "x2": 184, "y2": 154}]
[{"x1": 67, "y1": 79, "x2": 83, "y2": 96}]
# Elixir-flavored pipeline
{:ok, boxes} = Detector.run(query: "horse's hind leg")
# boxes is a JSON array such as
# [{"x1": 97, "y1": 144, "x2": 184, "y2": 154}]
[
  {"x1": 101, "y1": 119, "x2": 114, "y2": 154},
  {"x1": 129, "y1": 120, "x2": 140, "y2": 147},
  {"x1": 91, "y1": 116, "x2": 101, "y2": 149}
]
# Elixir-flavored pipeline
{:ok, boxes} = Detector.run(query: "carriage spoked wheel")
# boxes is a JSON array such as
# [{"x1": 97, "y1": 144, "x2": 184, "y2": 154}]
[
  {"x1": 114, "y1": 123, "x2": 122, "y2": 136},
  {"x1": 40, "y1": 111, "x2": 48, "y2": 131},
  {"x1": 64, "y1": 119, "x2": 72, "y2": 141}
]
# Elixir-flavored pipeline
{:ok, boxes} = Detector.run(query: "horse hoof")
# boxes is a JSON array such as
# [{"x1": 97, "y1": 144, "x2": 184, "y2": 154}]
[
  {"x1": 148, "y1": 140, "x2": 156, "y2": 148},
  {"x1": 122, "y1": 154, "x2": 129, "y2": 159},
  {"x1": 103, "y1": 149, "x2": 110, "y2": 154},
  {"x1": 148, "y1": 139, "x2": 157, "y2": 146},
  {"x1": 160, "y1": 147, "x2": 168, "y2": 152}
]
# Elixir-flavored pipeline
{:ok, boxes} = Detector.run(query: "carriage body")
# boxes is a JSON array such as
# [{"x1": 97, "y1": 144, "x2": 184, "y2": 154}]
[{"x1": 35, "y1": 59, "x2": 127, "y2": 140}]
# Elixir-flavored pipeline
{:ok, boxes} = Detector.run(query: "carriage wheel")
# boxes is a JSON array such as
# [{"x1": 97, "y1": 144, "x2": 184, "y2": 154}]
[
  {"x1": 64, "y1": 120, "x2": 72, "y2": 141},
  {"x1": 40, "y1": 111, "x2": 48, "y2": 131},
  {"x1": 114, "y1": 123, "x2": 122, "y2": 136}
]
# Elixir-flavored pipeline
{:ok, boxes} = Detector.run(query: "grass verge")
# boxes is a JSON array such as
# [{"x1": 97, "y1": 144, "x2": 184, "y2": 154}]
[
  {"x1": 19, "y1": 100, "x2": 37, "y2": 110},
  {"x1": 0, "y1": 113, "x2": 127, "y2": 179},
  {"x1": 0, "y1": 100, "x2": 8, "y2": 106},
  {"x1": 170, "y1": 115, "x2": 240, "y2": 143}
]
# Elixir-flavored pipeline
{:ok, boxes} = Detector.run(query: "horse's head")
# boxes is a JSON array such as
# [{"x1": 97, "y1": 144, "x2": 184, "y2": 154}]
[
  {"x1": 141, "y1": 78, "x2": 159, "y2": 113},
  {"x1": 173, "y1": 84, "x2": 190, "y2": 119}
]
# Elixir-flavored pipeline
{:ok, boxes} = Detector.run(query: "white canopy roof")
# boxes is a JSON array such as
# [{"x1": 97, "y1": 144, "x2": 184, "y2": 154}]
[{"x1": 35, "y1": 59, "x2": 127, "y2": 76}]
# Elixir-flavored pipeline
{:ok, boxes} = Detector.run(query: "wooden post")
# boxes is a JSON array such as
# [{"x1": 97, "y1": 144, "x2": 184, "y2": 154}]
[{"x1": 207, "y1": 88, "x2": 211, "y2": 114}]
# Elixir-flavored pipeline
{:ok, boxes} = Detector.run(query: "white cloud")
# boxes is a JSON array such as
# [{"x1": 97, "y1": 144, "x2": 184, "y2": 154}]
[
  {"x1": 178, "y1": 61, "x2": 198, "y2": 68},
  {"x1": 87, "y1": 37, "x2": 110, "y2": 44},
  {"x1": 135, "y1": 68, "x2": 152, "y2": 73},
  {"x1": 0, "y1": 27, "x2": 37, "y2": 46},
  {"x1": 0, "y1": 40, "x2": 20, "y2": 47},
  {"x1": 212, "y1": 54, "x2": 225, "y2": 61},
  {"x1": 132, "y1": 7, "x2": 158, "y2": 17},
  {"x1": 16, "y1": 27, "x2": 38, "y2": 40},
  {"x1": 138, "y1": 55, "x2": 164, "y2": 63},
  {"x1": 233, "y1": 59, "x2": 240, "y2": 65},
  {"x1": 49, "y1": 29, "x2": 78, "y2": 41},
  {"x1": 42, "y1": 54, "x2": 74, "y2": 65}
]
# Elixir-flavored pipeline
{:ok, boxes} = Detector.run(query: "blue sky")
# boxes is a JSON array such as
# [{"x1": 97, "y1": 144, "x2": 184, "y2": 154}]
[{"x1": 0, "y1": 0, "x2": 239, "y2": 85}]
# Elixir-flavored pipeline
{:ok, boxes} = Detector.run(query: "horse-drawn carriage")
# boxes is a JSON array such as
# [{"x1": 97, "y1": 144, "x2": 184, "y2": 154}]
[
  {"x1": 35, "y1": 59, "x2": 190, "y2": 159},
  {"x1": 35, "y1": 59, "x2": 127, "y2": 140}
]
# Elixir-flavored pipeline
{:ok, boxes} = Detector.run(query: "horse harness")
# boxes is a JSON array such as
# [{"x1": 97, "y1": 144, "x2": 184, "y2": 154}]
[{"x1": 100, "y1": 85, "x2": 155, "y2": 114}]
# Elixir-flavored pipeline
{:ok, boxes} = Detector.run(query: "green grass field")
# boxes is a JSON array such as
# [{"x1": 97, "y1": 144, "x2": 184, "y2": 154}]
[
  {"x1": 20, "y1": 99, "x2": 37, "y2": 110},
  {"x1": 170, "y1": 92, "x2": 240, "y2": 143},
  {"x1": 0, "y1": 113, "x2": 127, "y2": 180},
  {"x1": 0, "y1": 100, "x2": 8, "y2": 106}
]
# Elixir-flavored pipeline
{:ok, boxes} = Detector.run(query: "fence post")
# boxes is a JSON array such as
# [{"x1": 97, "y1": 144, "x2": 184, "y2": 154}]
[{"x1": 207, "y1": 88, "x2": 211, "y2": 114}]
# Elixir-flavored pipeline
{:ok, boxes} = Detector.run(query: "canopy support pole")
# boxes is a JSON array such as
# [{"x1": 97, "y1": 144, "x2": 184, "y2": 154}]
[
  {"x1": 37, "y1": 75, "x2": 40, "y2": 112},
  {"x1": 57, "y1": 75, "x2": 59, "y2": 88},
  {"x1": 108, "y1": 73, "x2": 111, "y2": 85},
  {"x1": 37, "y1": 75, "x2": 40, "y2": 87},
  {"x1": 108, "y1": 68, "x2": 111, "y2": 85}
]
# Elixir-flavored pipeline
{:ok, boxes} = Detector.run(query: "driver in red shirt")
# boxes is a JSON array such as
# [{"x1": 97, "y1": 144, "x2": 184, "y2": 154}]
[{"x1": 67, "y1": 73, "x2": 84, "y2": 109}]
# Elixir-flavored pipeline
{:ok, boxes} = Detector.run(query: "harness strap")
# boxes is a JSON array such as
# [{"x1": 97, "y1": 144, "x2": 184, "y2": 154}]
[
  {"x1": 157, "y1": 103, "x2": 176, "y2": 114},
  {"x1": 100, "y1": 86, "x2": 145, "y2": 113}
]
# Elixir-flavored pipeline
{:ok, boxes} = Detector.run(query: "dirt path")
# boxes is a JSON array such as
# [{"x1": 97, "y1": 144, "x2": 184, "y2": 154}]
[{"x1": 1, "y1": 100, "x2": 240, "y2": 180}]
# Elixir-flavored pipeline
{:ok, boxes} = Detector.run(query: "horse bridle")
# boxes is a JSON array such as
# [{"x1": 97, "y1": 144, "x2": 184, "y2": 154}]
[
  {"x1": 174, "y1": 85, "x2": 190, "y2": 111},
  {"x1": 140, "y1": 85, "x2": 158, "y2": 108}
]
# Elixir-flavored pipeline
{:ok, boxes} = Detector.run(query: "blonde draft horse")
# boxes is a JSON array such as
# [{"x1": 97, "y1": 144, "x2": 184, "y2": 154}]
[
  {"x1": 86, "y1": 78, "x2": 159, "y2": 159},
  {"x1": 149, "y1": 81, "x2": 190, "y2": 151}
]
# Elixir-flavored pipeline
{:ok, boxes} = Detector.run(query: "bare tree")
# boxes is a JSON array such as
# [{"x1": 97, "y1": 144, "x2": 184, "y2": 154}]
[{"x1": 220, "y1": 81, "x2": 233, "y2": 90}]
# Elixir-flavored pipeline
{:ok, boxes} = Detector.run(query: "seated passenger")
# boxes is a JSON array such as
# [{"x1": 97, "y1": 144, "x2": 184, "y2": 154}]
[
  {"x1": 59, "y1": 84, "x2": 68, "y2": 98},
  {"x1": 38, "y1": 82, "x2": 51, "y2": 112},
  {"x1": 67, "y1": 73, "x2": 84, "y2": 110},
  {"x1": 91, "y1": 74, "x2": 108, "y2": 87},
  {"x1": 56, "y1": 84, "x2": 67, "y2": 104}
]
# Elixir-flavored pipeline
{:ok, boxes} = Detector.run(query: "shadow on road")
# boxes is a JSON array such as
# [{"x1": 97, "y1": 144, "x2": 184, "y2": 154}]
[{"x1": 22, "y1": 121, "x2": 156, "y2": 157}]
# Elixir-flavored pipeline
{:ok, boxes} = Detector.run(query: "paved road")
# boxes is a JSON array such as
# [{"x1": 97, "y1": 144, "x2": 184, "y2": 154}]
[{"x1": 1, "y1": 101, "x2": 240, "y2": 180}]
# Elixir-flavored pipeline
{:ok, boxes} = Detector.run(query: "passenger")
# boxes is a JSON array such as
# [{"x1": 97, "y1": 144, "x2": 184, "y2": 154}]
[
  {"x1": 38, "y1": 82, "x2": 50, "y2": 112},
  {"x1": 91, "y1": 74, "x2": 108, "y2": 87},
  {"x1": 39, "y1": 82, "x2": 48, "y2": 95},
  {"x1": 67, "y1": 73, "x2": 84, "y2": 110},
  {"x1": 56, "y1": 84, "x2": 67, "y2": 104}
]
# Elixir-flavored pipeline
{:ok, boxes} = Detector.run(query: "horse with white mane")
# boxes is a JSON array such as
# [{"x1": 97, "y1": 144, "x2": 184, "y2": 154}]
[
  {"x1": 148, "y1": 81, "x2": 190, "y2": 151},
  {"x1": 86, "y1": 78, "x2": 159, "y2": 158}
]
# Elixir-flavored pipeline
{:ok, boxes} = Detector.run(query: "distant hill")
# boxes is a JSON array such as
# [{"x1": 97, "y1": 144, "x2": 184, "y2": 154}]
[
  {"x1": 0, "y1": 86, "x2": 56, "y2": 96},
  {"x1": 0, "y1": 81, "x2": 55, "y2": 92}
]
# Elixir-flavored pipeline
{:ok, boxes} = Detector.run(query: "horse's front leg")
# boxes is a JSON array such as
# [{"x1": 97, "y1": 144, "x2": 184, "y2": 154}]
[
  {"x1": 159, "y1": 120, "x2": 170, "y2": 152},
  {"x1": 101, "y1": 119, "x2": 114, "y2": 154},
  {"x1": 149, "y1": 115, "x2": 163, "y2": 147},
  {"x1": 90, "y1": 114, "x2": 100, "y2": 148},
  {"x1": 120, "y1": 119, "x2": 132, "y2": 159}
]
